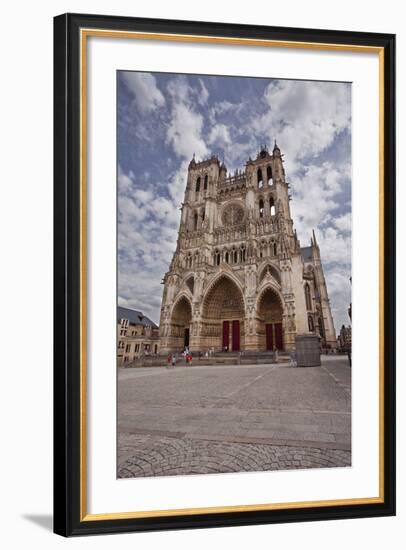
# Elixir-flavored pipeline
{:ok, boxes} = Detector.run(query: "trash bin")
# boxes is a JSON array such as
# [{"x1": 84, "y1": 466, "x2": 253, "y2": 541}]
[{"x1": 295, "y1": 334, "x2": 321, "y2": 367}]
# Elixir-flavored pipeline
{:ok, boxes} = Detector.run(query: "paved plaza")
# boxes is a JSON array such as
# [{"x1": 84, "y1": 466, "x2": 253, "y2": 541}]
[{"x1": 117, "y1": 356, "x2": 351, "y2": 478}]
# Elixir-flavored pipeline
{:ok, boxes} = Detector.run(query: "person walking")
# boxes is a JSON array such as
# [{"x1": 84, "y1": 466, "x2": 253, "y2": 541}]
[{"x1": 171, "y1": 353, "x2": 177, "y2": 368}]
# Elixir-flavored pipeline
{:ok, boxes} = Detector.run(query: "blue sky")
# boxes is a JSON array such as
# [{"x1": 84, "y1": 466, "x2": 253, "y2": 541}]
[{"x1": 117, "y1": 71, "x2": 352, "y2": 333}]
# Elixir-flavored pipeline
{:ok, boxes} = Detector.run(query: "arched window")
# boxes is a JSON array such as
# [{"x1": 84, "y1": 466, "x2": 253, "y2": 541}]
[
  {"x1": 234, "y1": 249, "x2": 238, "y2": 263},
  {"x1": 240, "y1": 246, "x2": 246, "y2": 263},
  {"x1": 186, "y1": 276, "x2": 194, "y2": 294},
  {"x1": 273, "y1": 242, "x2": 277, "y2": 256},
  {"x1": 257, "y1": 168, "x2": 263, "y2": 188},
  {"x1": 225, "y1": 251, "x2": 229, "y2": 263},
  {"x1": 269, "y1": 196, "x2": 276, "y2": 216},
  {"x1": 202, "y1": 208, "x2": 205, "y2": 222},
  {"x1": 308, "y1": 315, "x2": 314, "y2": 332},
  {"x1": 204, "y1": 174, "x2": 208, "y2": 190},
  {"x1": 259, "y1": 199, "x2": 264, "y2": 218},
  {"x1": 194, "y1": 212, "x2": 198, "y2": 231},
  {"x1": 267, "y1": 165, "x2": 272, "y2": 185},
  {"x1": 305, "y1": 283, "x2": 312, "y2": 310},
  {"x1": 196, "y1": 177, "x2": 201, "y2": 192}
]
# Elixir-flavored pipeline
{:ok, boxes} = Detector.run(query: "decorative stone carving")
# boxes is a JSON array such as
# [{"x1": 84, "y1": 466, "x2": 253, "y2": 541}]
[{"x1": 222, "y1": 203, "x2": 245, "y2": 226}]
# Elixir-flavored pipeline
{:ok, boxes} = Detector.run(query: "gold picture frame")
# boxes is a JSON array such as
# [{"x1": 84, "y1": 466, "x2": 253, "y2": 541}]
[{"x1": 54, "y1": 13, "x2": 396, "y2": 536}]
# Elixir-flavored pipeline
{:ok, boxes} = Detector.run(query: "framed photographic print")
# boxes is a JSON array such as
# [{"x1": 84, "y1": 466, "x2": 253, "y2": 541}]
[{"x1": 53, "y1": 13, "x2": 396, "y2": 536}]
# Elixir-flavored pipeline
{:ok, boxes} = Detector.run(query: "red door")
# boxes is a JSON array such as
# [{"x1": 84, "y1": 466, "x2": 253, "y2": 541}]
[
  {"x1": 184, "y1": 328, "x2": 190, "y2": 348},
  {"x1": 265, "y1": 323, "x2": 273, "y2": 350},
  {"x1": 232, "y1": 320, "x2": 240, "y2": 351},
  {"x1": 222, "y1": 321, "x2": 229, "y2": 351},
  {"x1": 274, "y1": 322, "x2": 283, "y2": 350}
]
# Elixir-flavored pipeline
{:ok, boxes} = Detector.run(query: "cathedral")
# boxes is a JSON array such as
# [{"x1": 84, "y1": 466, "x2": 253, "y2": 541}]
[{"x1": 159, "y1": 143, "x2": 336, "y2": 353}]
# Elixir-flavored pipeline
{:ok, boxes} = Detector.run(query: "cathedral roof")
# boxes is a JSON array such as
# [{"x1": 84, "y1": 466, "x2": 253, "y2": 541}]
[
  {"x1": 117, "y1": 306, "x2": 158, "y2": 328},
  {"x1": 300, "y1": 246, "x2": 313, "y2": 262}
]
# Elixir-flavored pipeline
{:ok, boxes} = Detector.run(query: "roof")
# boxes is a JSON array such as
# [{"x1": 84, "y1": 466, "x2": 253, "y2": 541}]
[
  {"x1": 117, "y1": 306, "x2": 158, "y2": 328},
  {"x1": 300, "y1": 246, "x2": 313, "y2": 262}
]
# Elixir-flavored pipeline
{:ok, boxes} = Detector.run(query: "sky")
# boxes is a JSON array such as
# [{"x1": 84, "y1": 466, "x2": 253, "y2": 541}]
[{"x1": 117, "y1": 71, "x2": 352, "y2": 334}]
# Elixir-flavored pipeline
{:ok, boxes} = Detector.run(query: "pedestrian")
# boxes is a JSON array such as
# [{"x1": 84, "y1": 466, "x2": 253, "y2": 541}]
[
  {"x1": 172, "y1": 353, "x2": 177, "y2": 368},
  {"x1": 187, "y1": 353, "x2": 192, "y2": 366},
  {"x1": 166, "y1": 353, "x2": 172, "y2": 368}
]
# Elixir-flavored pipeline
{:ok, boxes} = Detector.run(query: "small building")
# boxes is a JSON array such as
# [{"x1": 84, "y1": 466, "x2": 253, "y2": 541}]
[{"x1": 117, "y1": 306, "x2": 159, "y2": 366}]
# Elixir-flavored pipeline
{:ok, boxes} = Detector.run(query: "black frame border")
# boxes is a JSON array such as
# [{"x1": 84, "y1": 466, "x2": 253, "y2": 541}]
[{"x1": 54, "y1": 12, "x2": 396, "y2": 537}]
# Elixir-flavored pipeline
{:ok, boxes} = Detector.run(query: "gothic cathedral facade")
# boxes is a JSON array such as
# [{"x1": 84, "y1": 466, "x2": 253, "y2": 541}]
[{"x1": 159, "y1": 144, "x2": 336, "y2": 353}]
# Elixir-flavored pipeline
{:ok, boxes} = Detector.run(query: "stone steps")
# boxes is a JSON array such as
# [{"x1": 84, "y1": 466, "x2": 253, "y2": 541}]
[{"x1": 124, "y1": 351, "x2": 291, "y2": 368}]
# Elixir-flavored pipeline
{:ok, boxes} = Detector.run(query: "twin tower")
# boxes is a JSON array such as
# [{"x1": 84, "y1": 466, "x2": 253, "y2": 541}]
[{"x1": 159, "y1": 143, "x2": 336, "y2": 353}]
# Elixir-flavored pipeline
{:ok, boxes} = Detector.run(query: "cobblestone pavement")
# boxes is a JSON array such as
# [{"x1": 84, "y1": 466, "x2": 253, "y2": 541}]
[
  {"x1": 118, "y1": 356, "x2": 351, "y2": 478},
  {"x1": 118, "y1": 434, "x2": 351, "y2": 478}
]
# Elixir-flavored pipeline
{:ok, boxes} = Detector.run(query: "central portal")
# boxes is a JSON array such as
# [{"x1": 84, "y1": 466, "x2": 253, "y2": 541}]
[{"x1": 202, "y1": 275, "x2": 245, "y2": 351}]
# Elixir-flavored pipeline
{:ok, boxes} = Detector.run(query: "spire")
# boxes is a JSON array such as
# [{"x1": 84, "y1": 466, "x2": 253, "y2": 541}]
[
  {"x1": 273, "y1": 139, "x2": 281, "y2": 156},
  {"x1": 312, "y1": 229, "x2": 317, "y2": 246}
]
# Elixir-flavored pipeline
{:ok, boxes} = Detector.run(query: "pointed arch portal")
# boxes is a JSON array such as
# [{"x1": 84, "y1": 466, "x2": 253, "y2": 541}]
[
  {"x1": 257, "y1": 287, "x2": 284, "y2": 350},
  {"x1": 201, "y1": 275, "x2": 245, "y2": 351},
  {"x1": 170, "y1": 296, "x2": 192, "y2": 350}
]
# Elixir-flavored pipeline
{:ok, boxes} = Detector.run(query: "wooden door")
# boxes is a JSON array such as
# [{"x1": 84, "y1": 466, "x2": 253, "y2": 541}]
[
  {"x1": 184, "y1": 328, "x2": 190, "y2": 348},
  {"x1": 222, "y1": 321, "x2": 229, "y2": 351},
  {"x1": 265, "y1": 323, "x2": 273, "y2": 350},
  {"x1": 232, "y1": 320, "x2": 240, "y2": 351},
  {"x1": 275, "y1": 322, "x2": 283, "y2": 350}
]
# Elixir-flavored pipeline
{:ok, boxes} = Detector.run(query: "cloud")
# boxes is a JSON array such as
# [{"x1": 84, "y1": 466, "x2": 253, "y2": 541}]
[
  {"x1": 333, "y1": 212, "x2": 352, "y2": 233},
  {"x1": 252, "y1": 80, "x2": 351, "y2": 175},
  {"x1": 117, "y1": 166, "x2": 181, "y2": 323},
  {"x1": 121, "y1": 72, "x2": 165, "y2": 113},
  {"x1": 324, "y1": 266, "x2": 352, "y2": 331},
  {"x1": 289, "y1": 159, "x2": 351, "y2": 331},
  {"x1": 166, "y1": 77, "x2": 209, "y2": 159},
  {"x1": 198, "y1": 79, "x2": 210, "y2": 105},
  {"x1": 208, "y1": 124, "x2": 232, "y2": 148},
  {"x1": 168, "y1": 160, "x2": 189, "y2": 204},
  {"x1": 290, "y1": 161, "x2": 350, "y2": 240},
  {"x1": 317, "y1": 227, "x2": 351, "y2": 266}
]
